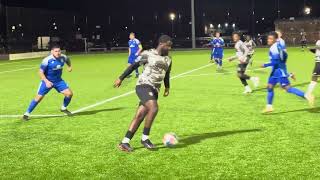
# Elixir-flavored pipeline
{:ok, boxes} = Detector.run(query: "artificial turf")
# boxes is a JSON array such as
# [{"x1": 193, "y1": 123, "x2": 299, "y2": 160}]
[{"x1": 0, "y1": 48, "x2": 319, "y2": 179}]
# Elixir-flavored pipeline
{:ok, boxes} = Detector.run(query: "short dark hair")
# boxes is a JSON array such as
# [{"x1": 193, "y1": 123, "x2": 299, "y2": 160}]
[
  {"x1": 158, "y1": 35, "x2": 172, "y2": 44},
  {"x1": 268, "y1": 31, "x2": 279, "y2": 39},
  {"x1": 232, "y1": 31, "x2": 241, "y2": 37},
  {"x1": 51, "y1": 44, "x2": 61, "y2": 50}
]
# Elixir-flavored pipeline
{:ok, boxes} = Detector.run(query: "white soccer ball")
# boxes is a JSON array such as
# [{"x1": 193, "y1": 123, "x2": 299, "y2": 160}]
[{"x1": 162, "y1": 133, "x2": 179, "y2": 147}]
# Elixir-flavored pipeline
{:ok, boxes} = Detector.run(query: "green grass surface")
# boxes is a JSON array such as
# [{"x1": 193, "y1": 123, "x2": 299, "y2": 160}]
[{"x1": 0, "y1": 48, "x2": 320, "y2": 179}]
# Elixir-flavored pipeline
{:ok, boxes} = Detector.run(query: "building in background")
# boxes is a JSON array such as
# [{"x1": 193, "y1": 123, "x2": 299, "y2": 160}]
[{"x1": 275, "y1": 18, "x2": 320, "y2": 45}]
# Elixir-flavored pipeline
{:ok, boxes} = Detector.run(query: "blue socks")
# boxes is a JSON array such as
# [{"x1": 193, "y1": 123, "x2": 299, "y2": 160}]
[
  {"x1": 26, "y1": 100, "x2": 39, "y2": 114},
  {"x1": 135, "y1": 69, "x2": 139, "y2": 76},
  {"x1": 267, "y1": 88, "x2": 274, "y2": 105},
  {"x1": 287, "y1": 87, "x2": 305, "y2": 98},
  {"x1": 63, "y1": 96, "x2": 72, "y2": 108}
]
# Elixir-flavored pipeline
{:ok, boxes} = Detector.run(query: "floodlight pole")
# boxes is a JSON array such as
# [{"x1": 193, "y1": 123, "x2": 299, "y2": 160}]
[
  {"x1": 191, "y1": 0, "x2": 196, "y2": 49},
  {"x1": 0, "y1": 0, "x2": 8, "y2": 53}
]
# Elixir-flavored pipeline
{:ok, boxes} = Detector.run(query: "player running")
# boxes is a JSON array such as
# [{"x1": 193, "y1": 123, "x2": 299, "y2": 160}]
[
  {"x1": 261, "y1": 32, "x2": 314, "y2": 113},
  {"x1": 114, "y1": 35, "x2": 172, "y2": 152},
  {"x1": 276, "y1": 31, "x2": 296, "y2": 81},
  {"x1": 301, "y1": 32, "x2": 307, "y2": 51},
  {"x1": 228, "y1": 32, "x2": 259, "y2": 94},
  {"x1": 209, "y1": 31, "x2": 224, "y2": 70},
  {"x1": 22, "y1": 45, "x2": 73, "y2": 120},
  {"x1": 306, "y1": 33, "x2": 320, "y2": 96},
  {"x1": 244, "y1": 35, "x2": 256, "y2": 66},
  {"x1": 128, "y1": 32, "x2": 143, "y2": 78}
]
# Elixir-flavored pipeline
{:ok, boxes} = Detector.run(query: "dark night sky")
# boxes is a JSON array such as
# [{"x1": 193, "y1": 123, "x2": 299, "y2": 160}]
[{"x1": 1, "y1": 0, "x2": 320, "y2": 44}]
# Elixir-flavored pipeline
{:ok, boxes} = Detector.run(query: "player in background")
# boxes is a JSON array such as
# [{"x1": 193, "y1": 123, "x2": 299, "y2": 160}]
[
  {"x1": 306, "y1": 33, "x2": 320, "y2": 96},
  {"x1": 276, "y1": 31, "x2": 296, "y2": 81},
  {"x1": 301, "y1": 31, "x2": 307, "y2": 51},
  {"x1": 22, "y1": 45, "x2": 73, "y2": 120},
  {"x1": 209, "y1": 31, "x2": 224, "y2": 70},
  {"x1": 128, "y1": 32, "x2": 143, "y2": 78},
  {"x1": 244, "y1": 35, "x2": 256, "y2": 66},
  {"x1": 114, "y1": 35, "x2": 172, "y2": 152},
  {"x1": 261, "y1": 32, "x2": 314, "y2": 113},
  {"x1": 228, "y1": 32, "x2": 259, "y2": 94}
]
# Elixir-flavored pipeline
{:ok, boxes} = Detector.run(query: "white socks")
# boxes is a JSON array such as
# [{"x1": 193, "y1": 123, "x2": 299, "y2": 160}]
[
  {"x1": 61, "y1": 106, "x2": 67, "y2": 111},
  {"x1": 142, "y1": 134, "x2": 149, "y2": 141},
  {"x1": 122, "y1": 137, "x2": 130, "y2": 144},
  {"x1": 307, "y1": 81, "x2": 317, "y2": 95}
]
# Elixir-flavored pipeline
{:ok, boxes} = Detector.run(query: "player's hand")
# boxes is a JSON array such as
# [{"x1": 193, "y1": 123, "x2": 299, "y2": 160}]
[
  {"x1": 135, "y1": 52, "x2": 139, "y2": 56},
  {"x1": 45, "y1": 80, "x2": 53, "y2": 88},
  {"x1": 260, "y1": 64, "x2": 265, "y2": 68},
  {"x1": 163, "y1": 88, "x2": 170, "y2": 97},
  {"x1": 67, "y1": 66, "x2": 72, "y2": 72},
  {"x1": 114, "y1": 79, "x2": 122, "y2": 88}
]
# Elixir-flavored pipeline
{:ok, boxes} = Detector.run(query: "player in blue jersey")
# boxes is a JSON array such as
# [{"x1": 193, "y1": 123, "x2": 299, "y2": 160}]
[
  {"x1": 209, "y1": 31, "x2": 224, "y2": 70},
  {"x1": 128, "y1": 32, "x2": 143, "y2": 78},
  {"x1": 276, "y1": 31, "x2": 296, "y2": 81},
  {"x1": 22, "y1": 45, "x2": 73, "y2": 120},
  {"x1": 261, "y1": 32, "x2": 314, "y2": 113}
]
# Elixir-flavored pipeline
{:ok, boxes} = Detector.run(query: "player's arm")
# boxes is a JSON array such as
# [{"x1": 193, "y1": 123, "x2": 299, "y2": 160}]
[
  {"x1": 252, "y1": 40, "x2": 257, "y2": 48},
  {"x1": 39, "y1": 61, "x2": 53, "y2": 88},
  {"x1": 221, "y1": 39, "x2": 225, "y2": 47},
  {"x1": 240, "y1": 44, "x2": 249, "y2": 62},
  {"x1": 163, "y1": 61, "x2": 172, "y2": 97},
  {"x1": 227, "y1": 55, "x2": 238, "y2": 62},
  {"x1": 65, "y1": 55, "x2": 72, "y2": 72},
  {"x1": 135, "y1": 39, "x2": 143, "y2": 56},
  {"x1": 114, "y1": 54, "x2": 148, "y2": 88},
  {"x1": 137, "y1": 44, "x2": 143, "y2": 56}
]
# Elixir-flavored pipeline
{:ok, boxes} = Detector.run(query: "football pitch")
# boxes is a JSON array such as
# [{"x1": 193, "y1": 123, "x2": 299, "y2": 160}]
[{"x1": 0, "y1": 48, "x2": 319, "y2": 179}]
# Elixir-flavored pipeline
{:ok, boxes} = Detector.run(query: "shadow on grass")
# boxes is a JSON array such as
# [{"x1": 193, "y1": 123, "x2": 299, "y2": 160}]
[
  {"x1": 29, "y1": 107, "x2": 126, "y2": 120},
  {"x1": 73, "y1": 107, "x2": 126, "y2": 116},
  {"x1": 254, "y1": 81, "x2": 310, "y2": 92},
  {"x1": 135, "y1": 128, "x2": 263, "y2": 151},
  {"x1": 264, "y1": 107, "x2": 320, "y2": 115}
]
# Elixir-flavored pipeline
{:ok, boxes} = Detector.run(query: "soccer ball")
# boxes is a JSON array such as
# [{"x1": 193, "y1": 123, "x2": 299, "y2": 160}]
[{"x1": 162, "y1": 133, "x2": 179, "y2": 147}]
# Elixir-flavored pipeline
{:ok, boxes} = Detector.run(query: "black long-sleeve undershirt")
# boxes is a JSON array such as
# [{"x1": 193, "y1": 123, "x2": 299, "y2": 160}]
[
  {"x1": 164, "y1": 62, "x2": 172, "y2": 88},
  {"x1": 119, "y1": 61, "x2": 141, "y2": 80}
]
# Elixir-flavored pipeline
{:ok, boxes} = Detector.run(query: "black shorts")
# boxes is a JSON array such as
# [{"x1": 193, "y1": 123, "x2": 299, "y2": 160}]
[
  {"x1": 136, "y1": 84, "x2": 158, "y2": 105},
  {"x1": 237, "y1": 63, "x2": 249, "y2": 73},
  {"x1": 312, "y1": 62, "x2": 320, "y2": 76},
  {"x1": 301, "y1": 40, "x2": 307, "y2": 46}
]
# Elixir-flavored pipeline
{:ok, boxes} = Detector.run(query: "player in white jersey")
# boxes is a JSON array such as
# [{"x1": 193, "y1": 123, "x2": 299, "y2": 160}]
[
  {"x1": 306, "y1": 33, "x2": 320, "y2": 96},
  {"x1": 228, "y1": 32, "x2": 259, "y2": 94},
  {"x1": 114, "y1": 35, "x2": 172, "y2": 152},
  {"x1": 244, "y1": 35, "x2": 256, "y2": 66}
]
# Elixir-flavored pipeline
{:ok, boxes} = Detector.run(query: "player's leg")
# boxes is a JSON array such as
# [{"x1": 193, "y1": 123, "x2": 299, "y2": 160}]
[
  {"x1": 23, "y1": 81, "x2": 51, "y2": 120},
  {"x1": 237, "y1": 65, "x2": 251, "y2": 93},
  {"x1": 60, "y1": 88, "x2": 73, "y2": 115},
  {"x1": 282, "y1": 78, "x2": 314, "y2": 107},
  {"x1": 237, "y1": 64, "x2": 259, "y2": 93},
  {"x1": 263, "y1": 83, "x2": 275, "y2": 113},
  {"x1": 307, "y1": 63, "x2": 320, "y2": 95},
  {"x1": 141, "y1": 99, "x2": 159, "y2": 149},
  {"x1": 56, "y1": 80, "x2": 73, "y2": 115},
  {"x1": 118, "y1": 104, "x2": 148, "y2": 152}
]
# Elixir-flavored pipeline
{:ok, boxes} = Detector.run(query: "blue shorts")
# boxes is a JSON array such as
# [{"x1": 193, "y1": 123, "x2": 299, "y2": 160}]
[
  {"x1": 128, "y1": 55, "x2": 138, "y2": 64},
  {"x1": 37, "y1": 80, "x2": 69, "y2": 96},
  {"x1": 268, "y1": 76, "x2": 290, "y2": 87},
  {"x1": 212, "y1": 49, "x2": 223, "y2": 59}
]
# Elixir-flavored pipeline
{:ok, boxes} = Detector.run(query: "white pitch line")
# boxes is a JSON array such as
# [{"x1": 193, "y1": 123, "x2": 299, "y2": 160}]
[
  {"x1": 0, "y1": 114, "x2": 65, "y2": 118},
  {"x1": 0, "y1": 59, "x2": 40, "y2": 66},
  {"x1": 71, "y1": 63, "x2": 214, "y2": 114},
  {"x1": 0, "y1": 67, "x2": 37, "y2": 74},
  {"x1": 176, "y1": 67, "x2": 266, "y2": 78}
]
